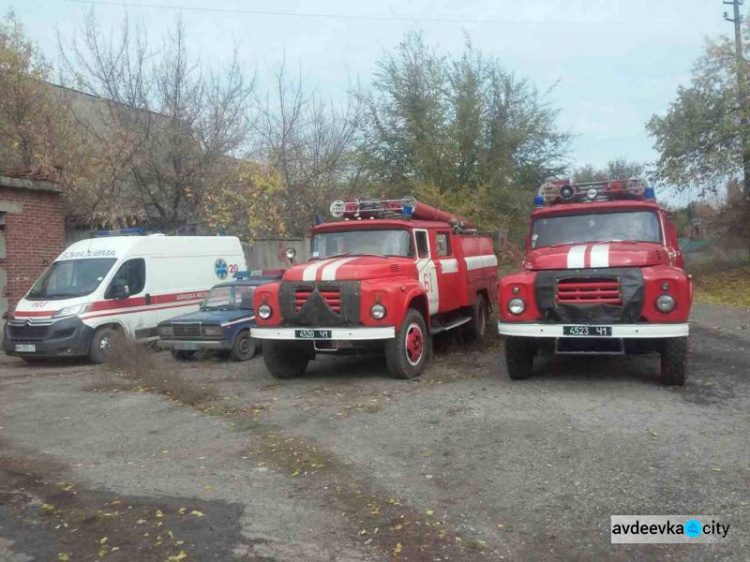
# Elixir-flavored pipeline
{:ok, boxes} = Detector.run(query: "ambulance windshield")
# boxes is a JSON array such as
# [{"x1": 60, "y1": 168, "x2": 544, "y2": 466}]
[
  {"x1": 531, "y1": 211, "x2": 662, "y2": 248},
  {"x1": 27, "y1": 259, "x2": 117, "y2": 300},
  {"x1": 310, "y1": 229, "x2": 414, "y2": 259}
]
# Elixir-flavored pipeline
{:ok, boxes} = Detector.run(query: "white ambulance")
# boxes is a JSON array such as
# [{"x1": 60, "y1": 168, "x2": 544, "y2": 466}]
[{"x1": 3, "y1": 234, "x2": 246, "y2": 363}]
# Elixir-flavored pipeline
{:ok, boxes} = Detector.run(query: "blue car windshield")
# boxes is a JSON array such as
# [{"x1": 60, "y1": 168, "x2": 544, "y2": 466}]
[{"x1": 202, "y1": 285, "x2": 255, "y2": 310}]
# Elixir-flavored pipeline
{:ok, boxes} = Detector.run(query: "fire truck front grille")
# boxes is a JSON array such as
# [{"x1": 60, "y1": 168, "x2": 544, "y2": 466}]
[
  {"x1": 556, "y1": 278, "x2": 622, "y2": 305},
  {"x1": 172, "y1": 323, "x2": 202, "y2": 338},
  {"x1": 8, "y1": 324, "x2": 49, "y2": 342},
  {"x1": 295, "y1": 287, "x2": 341, "y2": 313}
]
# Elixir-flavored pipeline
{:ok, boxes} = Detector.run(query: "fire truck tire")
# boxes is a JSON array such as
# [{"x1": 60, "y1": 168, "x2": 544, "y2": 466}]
[
  {"x1": 505, "y1": 336, "x2": 535, "y2": 380},
  {"x1": 263, "y1": 341, "x2": 310, "y2": 379},
  {"x1": 466, "y1": 294, "x2": 490, "y2": 343},
  {"x1": 660, "y1": 337, "x2": 688, "y2": 386},
  {"x1": 230, "y1": 330, "x2": 257, "y2": 362},
  {"x1": 386, "y1": 309, "x2": 429, "y2": 379}
]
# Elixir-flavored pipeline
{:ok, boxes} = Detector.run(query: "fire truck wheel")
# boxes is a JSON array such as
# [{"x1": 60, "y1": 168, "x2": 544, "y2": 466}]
[
  {"x1": 660, "y1": 337, "x2": 688, "y2": 386},
  {"x1": 263, "y1": 341, "x2": 310, "y2": 379},
  {"x1": 505, "y1": 336, "x2": 535, "y2": 380},
  {"x1": 466, "y1": 294, "x2": 490, "y2": 343},
  {"x1": 386, "y1": 309, "x2": 429, "y2": 379},
  {"x1": 230, "y1": 330, "x2": 257, "y2": 362}
]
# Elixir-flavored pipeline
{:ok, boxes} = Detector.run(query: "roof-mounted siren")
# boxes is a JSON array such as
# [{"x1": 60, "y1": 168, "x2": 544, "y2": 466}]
[{"x1": 538, "y1": 179, "x2": 576, "y2": 205}]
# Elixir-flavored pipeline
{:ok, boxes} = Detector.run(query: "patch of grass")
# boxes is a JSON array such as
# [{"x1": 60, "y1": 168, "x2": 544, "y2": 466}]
[
  {"x1": 98, "y1": 338, "x2": 217, "y2": 406},
  {"x1": 693, "y1": 264, "x2": 750, "y2": 308}
]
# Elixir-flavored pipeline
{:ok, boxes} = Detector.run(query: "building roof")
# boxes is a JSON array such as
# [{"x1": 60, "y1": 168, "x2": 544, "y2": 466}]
[{"x1": 0, "y1": 168, "x2": 62, "y2": 193}]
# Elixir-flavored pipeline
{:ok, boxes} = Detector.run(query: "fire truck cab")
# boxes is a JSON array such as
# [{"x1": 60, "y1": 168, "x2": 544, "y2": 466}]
[
  {"x1": 498, "y1": 178, "x2": 692, "y2": 385},
  {"x1": 252, "y1": 197, "x2": 498, "y2": 379}
]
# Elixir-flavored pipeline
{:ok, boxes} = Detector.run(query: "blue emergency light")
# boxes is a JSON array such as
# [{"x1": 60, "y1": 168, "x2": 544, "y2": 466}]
[
  {"x1": 91, "y1": 227, "x2": 148, "y2": 237},
  {"x1": 533, "y1": 196, "x2": 545, "y2": 207},
  {"x1": 402, "y1": 205, "x2": 414, "y2": 218},
  {"x1": 644, "y1": 186, "x2": 656, "y2": 200}
]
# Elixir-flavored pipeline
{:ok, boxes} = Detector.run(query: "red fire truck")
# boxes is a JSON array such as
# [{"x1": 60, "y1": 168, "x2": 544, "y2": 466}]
[
  {"x1": 497, "y1": 178, "x2": 692, "y2": 385},
  {"x1": 252, "y1": 197, "x2": 498, "y2": 379}
]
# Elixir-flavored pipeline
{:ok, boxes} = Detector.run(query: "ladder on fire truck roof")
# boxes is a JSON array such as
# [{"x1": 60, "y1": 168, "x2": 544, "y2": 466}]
[{"x1": 329, "y1": 197, "x2": 476, "y2": 232}]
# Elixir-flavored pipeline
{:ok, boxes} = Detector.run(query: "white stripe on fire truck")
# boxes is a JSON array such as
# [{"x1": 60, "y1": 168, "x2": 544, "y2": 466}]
[
  {"x1": 302, "y1": 258, "x2": 337, "y2": 281},
  {"x1": 464, "y1": 255, "x2": 498, "y2": 271},
  {"x1": 589, "y1": 244, "x2": 610, "y2": 268},
  {"x1": 320, "y1": 257, "x2": 358, "y2": 280},
  {"x1": 566, "y1": 245, "x2": 587, "y2": 269}
]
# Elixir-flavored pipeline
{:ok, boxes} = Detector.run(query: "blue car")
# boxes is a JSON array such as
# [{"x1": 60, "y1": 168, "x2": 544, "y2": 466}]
[{"x1": 156, "y1": 274, "x2": 280, "y2": 361}]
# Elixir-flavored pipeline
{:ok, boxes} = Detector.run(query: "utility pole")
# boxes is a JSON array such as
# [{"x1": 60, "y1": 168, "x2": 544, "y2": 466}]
[{"x1": 725, "y1": 0, "x2": 750, "y2": 198}]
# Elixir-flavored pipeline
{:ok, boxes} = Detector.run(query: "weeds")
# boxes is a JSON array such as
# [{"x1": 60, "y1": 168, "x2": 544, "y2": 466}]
[{"x1": 93, "y1": 338, "x2": 216, "y2": 406}]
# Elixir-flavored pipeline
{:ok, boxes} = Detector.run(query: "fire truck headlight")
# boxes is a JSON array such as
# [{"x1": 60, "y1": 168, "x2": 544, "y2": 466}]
[
  {"x1": 586, "y1": 188, "x2": 598, "y2": 200},
  {"x1": 507, "y1": 298, "x2": 526, "y2": 315},
  {"x1": 258, "y1": 304, "x2": 273, "y2": 319},
  {"x1": 656, "y1": 294, "x2": 676, "y2": 313},
  {"x1": 370, "y1": 303, "x2": 387, "y2": 320}
]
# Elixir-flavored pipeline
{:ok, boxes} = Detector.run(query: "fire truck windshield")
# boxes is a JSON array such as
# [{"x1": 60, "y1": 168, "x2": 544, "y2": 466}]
[
  {"x1": 311, "y1": 229, "x2": 414, "y2": 259},
  {"x1": 531, "y1": 211, "x2": 662, "y2": 248}
]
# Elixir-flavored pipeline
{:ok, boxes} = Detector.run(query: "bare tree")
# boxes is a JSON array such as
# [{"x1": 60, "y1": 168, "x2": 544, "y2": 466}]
[
  {"x1": 252, "y1": 59, "x2": 364, "y2": 235},
  {"x1": 59, "y1": 12, "x2": 255, "y2": 231}
]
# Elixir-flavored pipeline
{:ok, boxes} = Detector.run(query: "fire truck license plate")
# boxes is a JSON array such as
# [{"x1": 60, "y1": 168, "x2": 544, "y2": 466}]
[
  {"x1": 563, "y1": 326, "x2": 612, "y2": 337},
  {"x1": 295, "y1": 329, "x2": 332, "y2": 339}
]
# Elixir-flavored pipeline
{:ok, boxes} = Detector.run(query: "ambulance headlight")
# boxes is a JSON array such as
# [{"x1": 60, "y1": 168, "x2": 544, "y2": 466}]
[
  {"x1": 54, "y1": 303, "x2": 90, "y2": 318},
  {"x1": 370, "y1": 303, "x2": 387, "y2": 320},
  {"x1": 258, "y1": 304, "x2": 273, "y2": 319},
  {"x1": 656, "y1": 294, "x2": 676, "y2": 313},
  {"x1": 203, "y1": 325, "x2": 223, "y2": 337},
  {"x1": 158, "y1": 325, "x2": 174, "y2": 337},
  {"x1": 507, "y1": 298, "x2": 526, "y2": 315}
]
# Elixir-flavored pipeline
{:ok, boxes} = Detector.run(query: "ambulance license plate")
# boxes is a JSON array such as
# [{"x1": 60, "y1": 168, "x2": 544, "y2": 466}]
[
  {"x1": 295, "y1": 329, "x2": 332, "y2": 339},
  {"x1": 563, "y1": 326, "x2": 612, "y2": 337},
  {"x1": 15, "y1": 344, "x2": 36, "y2": 352}
]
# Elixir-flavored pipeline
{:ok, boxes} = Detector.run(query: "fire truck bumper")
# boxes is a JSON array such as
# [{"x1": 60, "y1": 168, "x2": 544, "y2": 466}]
[
  {"x1": 251, "y1": 326, "x2": 396, "y2": 340},
  {"x1": 497, "y1": 322, "x2": 689, "y2": 339}
]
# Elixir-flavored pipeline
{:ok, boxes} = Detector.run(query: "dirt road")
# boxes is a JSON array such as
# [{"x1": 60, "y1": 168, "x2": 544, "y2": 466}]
[{"x1": 0, "y1": 320, "x2": 748, "y2": 561}]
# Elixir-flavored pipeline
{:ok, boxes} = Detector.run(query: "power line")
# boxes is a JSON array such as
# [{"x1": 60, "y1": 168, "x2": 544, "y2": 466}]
[{"x1": 63, "y1": 0, "x2": 660, "y2": 26}]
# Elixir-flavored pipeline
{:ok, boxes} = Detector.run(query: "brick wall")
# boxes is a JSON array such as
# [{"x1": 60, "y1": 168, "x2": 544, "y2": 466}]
[{"x1": 0, "y1": 186, "x2": 66, "y2": 315}]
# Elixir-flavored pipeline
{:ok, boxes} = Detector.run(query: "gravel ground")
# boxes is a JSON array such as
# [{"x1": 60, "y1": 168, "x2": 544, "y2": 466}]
[{"x1": 0, "y1": 308, "x2": 748, "y2": 561}]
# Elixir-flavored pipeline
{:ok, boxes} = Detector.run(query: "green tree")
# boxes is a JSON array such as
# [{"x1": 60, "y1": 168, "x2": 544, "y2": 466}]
[
  {"x1": 359, "y1": 32, "x2": 569, "y2": 239},
  {"x1": 647, "y1": 20, "x2": 750, "y2": 249}
]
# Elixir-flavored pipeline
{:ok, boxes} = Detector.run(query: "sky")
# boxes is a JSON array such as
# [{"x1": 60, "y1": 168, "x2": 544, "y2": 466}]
[{"x1": 7, "y1": 0, "x2": 735, "y2": 176}]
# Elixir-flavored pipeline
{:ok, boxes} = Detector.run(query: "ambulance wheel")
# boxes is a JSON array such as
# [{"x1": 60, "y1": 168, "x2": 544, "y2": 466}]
[
  {"x1": 466, "y1": 294, "x2": 490, "y2": 343},
  {"x1": 89, "y1": 326, "x2": 120, "y2": 364},
  {"x1": 660, "y1": 337, "x2": 688, "y2": 386},
  {"x1": 386, "y1": 309, "x2": 429, "y2": 379},
  {"x1": 505, "y1": 336, "x2": 535, "y2": 380},
  {"x1": 230, "y1": 330, "x2": 257, "y2": 362},
  {"x1": 263, "y1": 341, "x2": 310, "y2": 379},
  {"x1": 171, "y1": 349, "x2": 197, "y2": 361}
]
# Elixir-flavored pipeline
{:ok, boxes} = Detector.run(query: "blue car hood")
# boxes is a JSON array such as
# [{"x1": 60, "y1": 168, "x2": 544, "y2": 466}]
[{"x1": 161, "y1": 308, "x2": 254, "y2": 325}]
